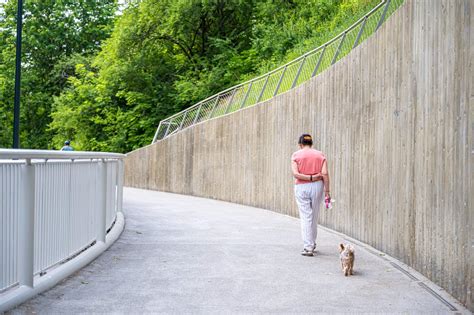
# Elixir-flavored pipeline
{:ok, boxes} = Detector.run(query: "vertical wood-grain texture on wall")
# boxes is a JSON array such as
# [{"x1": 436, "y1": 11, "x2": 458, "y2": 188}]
[{"x1": 125, "y1": 1, "x2": 473, "y2": 310}]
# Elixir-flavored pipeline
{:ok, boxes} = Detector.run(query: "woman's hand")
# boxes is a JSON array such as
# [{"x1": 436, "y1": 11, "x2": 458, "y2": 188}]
[{"x1": 312, "y1": 173, "x2": 323, "y2": 181}]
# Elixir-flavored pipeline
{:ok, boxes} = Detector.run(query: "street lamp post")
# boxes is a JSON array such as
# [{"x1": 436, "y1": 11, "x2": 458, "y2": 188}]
[{"x1": 13, "y1": 0, "x2": 23, "y2": 148}]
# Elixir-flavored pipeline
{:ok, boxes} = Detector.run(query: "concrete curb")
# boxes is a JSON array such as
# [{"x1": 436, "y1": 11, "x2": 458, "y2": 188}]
[{"x1": 0, "y1": 212, "x2": 125, "y2": 313}]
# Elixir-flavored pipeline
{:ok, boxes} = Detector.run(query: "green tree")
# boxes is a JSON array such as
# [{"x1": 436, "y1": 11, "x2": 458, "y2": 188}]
[
  {"x1": 47, "y1": 0, "x2": 381, "y2": 153},
  {"x1": 0, "y1": 0, "x2": 117, "y2": 148},
  {"x1": 51, "y1": 0, "x2": 257, "y2": 152}
]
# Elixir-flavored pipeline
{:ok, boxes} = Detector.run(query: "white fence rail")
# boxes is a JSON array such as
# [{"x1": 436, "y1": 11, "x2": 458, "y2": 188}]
[{"x1": 0, "y1": 150, "x2": 124, "y2": 303}]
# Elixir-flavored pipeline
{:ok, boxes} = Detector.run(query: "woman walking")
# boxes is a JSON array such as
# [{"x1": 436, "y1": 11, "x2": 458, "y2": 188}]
[{"x1": 291, "y1": 134, "x2": 330, "y2": 256}]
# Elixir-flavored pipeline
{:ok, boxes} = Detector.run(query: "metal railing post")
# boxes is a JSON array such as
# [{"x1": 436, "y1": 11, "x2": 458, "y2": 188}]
[
  {"x1": 240, "y1": 82, "x2": 253, "y2": 109},
  {"x1": 353, "y1": 16, "x2": 368, "y2": 49},
  {"x1": 274, "y1": 66, "x2": 287, "y2": 96},
  {"x1": 257, "y1": 75, "x2": 270, "y2": 103},
  {"x1": 331, "y1": 33, "x2": 347, "y2": 65},
  {"x1": 98, "y1": 159, "x2": 107, "y2": 243},
  {"x1": 18, "y1": 159, "x2": 35, "y2": 287},
  {"x1": 163, "y1": 118, "x2": 173, "y2": 138},
  {"x1": 152, "y1": 121, "x2": 162, "y2": 143},
  {"x1": 376, "y1": 0, "x2": 391, "y2": 31},
  {"x1": 311, "y1": 46, "x2": 326, "y2": 77},
  {"x1": 116, "y1": 159, "x2": 124, "y2": 213},
  {"x1": 225, "y1": 89, "x2": 237, "y2": 114},
  {"x1": 179, "y1": 111, "x2": 188, "y2": 131},
  {"x1": 193, "y1": 104, "x2": 203, "y2": 125},
  {"x1": 208, "y1": 95, "x2": 220, "y2": 119},
  {"x1": 291, "y1": 57, "x2": 307, "y2": 89}
]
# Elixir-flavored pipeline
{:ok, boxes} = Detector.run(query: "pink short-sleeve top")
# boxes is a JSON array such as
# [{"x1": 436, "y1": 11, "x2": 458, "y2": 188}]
[{"x1": 291, "y1": 148, "x2": 326, "y2": 185}]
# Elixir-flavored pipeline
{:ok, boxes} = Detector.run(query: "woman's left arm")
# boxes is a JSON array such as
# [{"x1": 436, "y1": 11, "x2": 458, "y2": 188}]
[{"x1": 291, "y1": 161, "x2": 322, "y2": 181}]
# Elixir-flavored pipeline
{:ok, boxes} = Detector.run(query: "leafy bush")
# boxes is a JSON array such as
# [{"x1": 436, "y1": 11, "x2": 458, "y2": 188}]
[{"x1": 0, "y1": 0, "x2": 383, "y2": 152}]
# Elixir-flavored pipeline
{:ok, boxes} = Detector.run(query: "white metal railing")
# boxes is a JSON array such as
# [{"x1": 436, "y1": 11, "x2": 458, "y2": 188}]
[
  {"x1": 152, "y1": 0, "x2": 404, "y2": 143},
  {"x1": 0, "y1": 149, "x2": 124, "y2": 295}
]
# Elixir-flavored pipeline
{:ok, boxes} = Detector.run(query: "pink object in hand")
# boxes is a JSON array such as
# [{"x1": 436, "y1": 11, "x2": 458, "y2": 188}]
[{"x1": 325, "y1": 196, "x2": 333, "y2": 209}]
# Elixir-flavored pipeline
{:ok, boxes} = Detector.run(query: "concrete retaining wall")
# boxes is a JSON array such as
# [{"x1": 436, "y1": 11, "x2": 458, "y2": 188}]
[{"x1": 125, "y1": 1, "x2": 473, "y2": 310}]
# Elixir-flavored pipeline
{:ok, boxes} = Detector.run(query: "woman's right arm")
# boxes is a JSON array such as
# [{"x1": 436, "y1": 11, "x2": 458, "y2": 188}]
[{"x1": 321, "y1": 160, "x2": 330, "y2": 197}]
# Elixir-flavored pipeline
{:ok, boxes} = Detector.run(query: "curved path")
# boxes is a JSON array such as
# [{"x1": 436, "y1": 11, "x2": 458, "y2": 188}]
[{"x1": 10, "y1": 188, "x2": 466, "y2": 313}]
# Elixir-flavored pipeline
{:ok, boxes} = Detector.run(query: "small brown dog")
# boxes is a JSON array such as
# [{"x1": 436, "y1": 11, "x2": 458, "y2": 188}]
[{"x1": 339, "y1": 243, "x2": 355, "y2": 276}]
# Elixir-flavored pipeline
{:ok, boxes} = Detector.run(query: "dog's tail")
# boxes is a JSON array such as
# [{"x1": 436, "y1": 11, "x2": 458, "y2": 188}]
[{"x1": 339, "y1": 243, "x2": 344, "y2": 252}]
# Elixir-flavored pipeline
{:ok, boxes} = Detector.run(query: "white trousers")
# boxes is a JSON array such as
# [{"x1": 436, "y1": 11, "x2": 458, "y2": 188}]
[{"x1": 294, "y1": 181, "x2": 324, "y2": 250}]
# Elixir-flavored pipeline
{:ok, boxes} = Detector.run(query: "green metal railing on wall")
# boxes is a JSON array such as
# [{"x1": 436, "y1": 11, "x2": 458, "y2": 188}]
[{"x1": 152, "y1": 0, "x2": 404, "y2": 143}]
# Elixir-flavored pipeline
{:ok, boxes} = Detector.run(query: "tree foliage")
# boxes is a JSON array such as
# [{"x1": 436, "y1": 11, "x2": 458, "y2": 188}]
[
  {"x1": 0, "y1": 0, "x2": 379, "y2": 152},
  {"x1": 0, "y1": 0, "x2": 117, "y2": 148}
]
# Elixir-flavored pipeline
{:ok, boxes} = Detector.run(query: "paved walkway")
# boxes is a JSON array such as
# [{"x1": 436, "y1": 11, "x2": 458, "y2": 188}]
[{"x1": 11, "y1": 188, "x2": 465, "y2": 313}]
